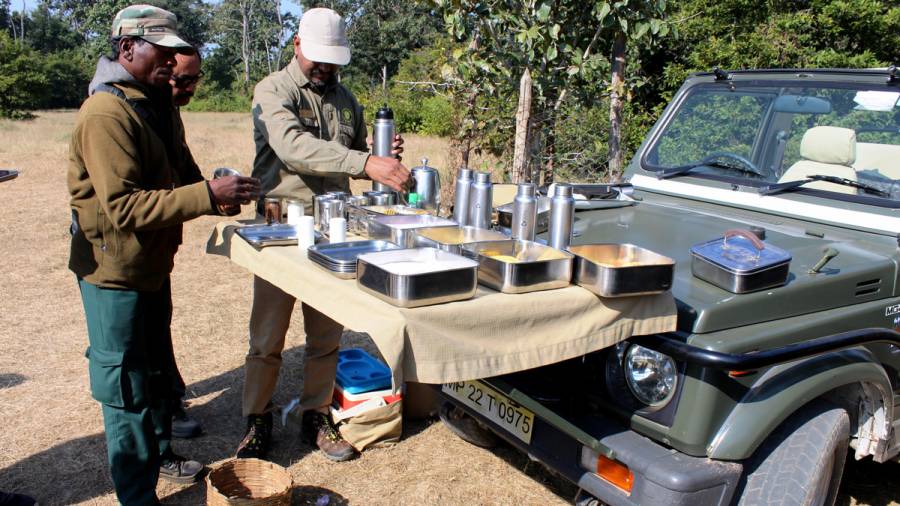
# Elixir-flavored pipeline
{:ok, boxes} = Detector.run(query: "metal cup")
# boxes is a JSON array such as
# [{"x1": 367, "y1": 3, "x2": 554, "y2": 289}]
[
  {"x1": 367, "y1": 192, "x2": 396, "y2": 206},
  {"x1": 213, "y1": 168, "x2": 242, "y2": 217},
  {"x1": 319, "y1": 199, "x2": 345, "y2": 234},
  {"x1": 314, "y1": 195, "x2": 334, "y2": 231}
]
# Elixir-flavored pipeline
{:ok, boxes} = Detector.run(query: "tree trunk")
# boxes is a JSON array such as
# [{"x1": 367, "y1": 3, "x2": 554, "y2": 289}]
[
  {"x1": 512, "y1": 68, "x2": 533, "y2": 184},
  {"x1": 19, "y1": 0, "x2": 24, "y2": 42},
  {"x1": 608, "y1": 31, "x2": 626, "y2": 182},
  {"x1": 240, "y1": 1, "x2": 251, "y2": 85}
]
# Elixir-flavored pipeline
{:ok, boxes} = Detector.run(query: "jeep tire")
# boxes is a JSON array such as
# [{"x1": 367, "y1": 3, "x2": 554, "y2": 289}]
[{"x1": 736, "y1": 400, "x2": 850, "y2": 506}]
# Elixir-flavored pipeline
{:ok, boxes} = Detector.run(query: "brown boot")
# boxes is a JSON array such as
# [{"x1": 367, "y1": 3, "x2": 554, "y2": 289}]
[{"x1": 302, "y1": 410, "x2": 357, "y2": 462}]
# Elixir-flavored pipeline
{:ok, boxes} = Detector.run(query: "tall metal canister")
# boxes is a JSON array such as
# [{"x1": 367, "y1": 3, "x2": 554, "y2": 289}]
[
  {"x1": 371, "y1": 105, "x2": 395, "y2": 193},
  {"x1": 468, "y1": 172, "x2": 493, "y2": 229},
  {"x1": 453, "y1": 167, "x2": 474, "y2": 226},
  {"x1": 511, "y1": 183, "x2": 537, "y2": 241},
  {"x1": 548, "y1": 184, "x2": 575, "y2": 250}
]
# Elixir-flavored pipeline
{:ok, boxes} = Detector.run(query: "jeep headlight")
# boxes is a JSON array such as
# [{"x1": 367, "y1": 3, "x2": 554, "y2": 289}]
[{"x1": 624, "y1": 344, "x2": 677, "y2": 407}]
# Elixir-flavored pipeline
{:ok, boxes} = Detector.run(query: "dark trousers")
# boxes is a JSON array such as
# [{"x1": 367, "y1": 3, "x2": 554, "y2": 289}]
[{"x1": 78, "y1": 277, "x2": 180, "y2": 506}]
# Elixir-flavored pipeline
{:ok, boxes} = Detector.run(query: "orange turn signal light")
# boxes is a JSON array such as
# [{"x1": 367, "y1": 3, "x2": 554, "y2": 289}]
[{"x1": 596, "y1": 455, "x2": 634, "y2": 494}]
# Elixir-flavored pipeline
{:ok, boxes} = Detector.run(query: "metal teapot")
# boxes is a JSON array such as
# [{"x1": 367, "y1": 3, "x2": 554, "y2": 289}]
[{"x1": 408, "y1": 158, "x2": 441, "y2": 212}]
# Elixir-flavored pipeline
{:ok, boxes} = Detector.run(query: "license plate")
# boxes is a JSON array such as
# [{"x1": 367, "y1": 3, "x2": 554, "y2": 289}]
[{"x1": 442, "y1": 380, "x2": 534, "y2": 444}]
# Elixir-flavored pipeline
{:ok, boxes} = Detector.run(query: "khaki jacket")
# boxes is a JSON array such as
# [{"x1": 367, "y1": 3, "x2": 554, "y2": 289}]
[
  {"x1": 251, "y1": 59, "x2": 369, "y2": 214},
  {"x1": 68, "y1": 82, "x2": 215, "y2": 291}
]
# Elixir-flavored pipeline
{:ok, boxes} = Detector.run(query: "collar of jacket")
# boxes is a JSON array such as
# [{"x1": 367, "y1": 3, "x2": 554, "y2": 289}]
[{"x1": 287, "y1": 57, "x2": 337, "y2": 93}]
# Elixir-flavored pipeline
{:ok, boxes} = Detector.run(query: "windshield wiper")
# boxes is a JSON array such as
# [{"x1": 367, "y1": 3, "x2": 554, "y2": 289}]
[
  {"x1": 759, "y1": 175, "x2": 889, "y2": 197},
  {"x1": 655, "y1": 155, "x2": 762, "y2": 180}
]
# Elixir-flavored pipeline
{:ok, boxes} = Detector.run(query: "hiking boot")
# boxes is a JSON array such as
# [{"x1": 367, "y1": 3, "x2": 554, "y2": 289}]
[
  {"x1": 302, "y1": 410, "x2": 357, "y2": 462},
  {"x1": 236, "y1": 412, "x2": 272, "y2": 460},
  {"x1": 439, "y1": 402, "x2": 498, "y2": 448},
  {"x1": 0, "y1": 491, "x2": 36, "y2": 506},
  {"x1": 159, "y1": 453, "x2": 204, "y2": 484},
  {"x1": 171, "y1": 402, "x2": 202, "y2": 439}
]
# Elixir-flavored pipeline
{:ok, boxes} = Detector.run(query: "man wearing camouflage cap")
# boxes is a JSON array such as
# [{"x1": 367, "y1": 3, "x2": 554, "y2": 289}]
[{"x1": 70, "y1": 5, "x2": 260, "y2": 504}]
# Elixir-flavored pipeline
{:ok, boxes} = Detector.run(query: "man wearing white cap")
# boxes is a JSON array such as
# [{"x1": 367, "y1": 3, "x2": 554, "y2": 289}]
[{"x1": 238, "y1": 7, "x2": 409, "y2": 462}]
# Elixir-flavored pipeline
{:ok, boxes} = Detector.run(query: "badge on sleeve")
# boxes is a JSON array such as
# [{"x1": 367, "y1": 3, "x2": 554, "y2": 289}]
[{"x1": 340, "y1": 108, "x2": 353, "y2": 123}]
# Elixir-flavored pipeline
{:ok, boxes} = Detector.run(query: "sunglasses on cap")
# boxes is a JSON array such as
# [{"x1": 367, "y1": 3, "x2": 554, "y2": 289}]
[{"x1": 171, "y1": 71, "x2": 203, "y2": 87}]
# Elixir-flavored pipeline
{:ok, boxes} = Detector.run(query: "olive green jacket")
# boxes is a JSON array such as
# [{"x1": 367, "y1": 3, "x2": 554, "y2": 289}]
[
  {"x1": 251, "y1": 58, "x2": 369, "y2": 214},
  {"x1": 68, "y1": 78, "x2": 215, "y2": 291}
]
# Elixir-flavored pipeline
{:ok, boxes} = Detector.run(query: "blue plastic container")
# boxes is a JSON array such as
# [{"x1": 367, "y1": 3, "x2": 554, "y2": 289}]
[{"x1": 335, "y1": 348, "x2": 392, "y2": 394}]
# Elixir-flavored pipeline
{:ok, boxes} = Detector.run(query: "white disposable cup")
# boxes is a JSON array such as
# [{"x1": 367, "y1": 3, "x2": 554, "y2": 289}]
[
  {"x1": 329, "y1": 217, "x2": 347, "y2": 243},
  {"x1": 286, "y1": 201, "x2": 304, "y2": 225},
  {"x1": 296, "y1": 216, "x2": 315, "y2": 251}
]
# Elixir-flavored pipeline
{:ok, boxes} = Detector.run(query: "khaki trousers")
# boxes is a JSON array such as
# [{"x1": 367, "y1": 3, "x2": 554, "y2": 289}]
[{"x1": 243, "y1": 276, "x2": 342, "y2": 417}]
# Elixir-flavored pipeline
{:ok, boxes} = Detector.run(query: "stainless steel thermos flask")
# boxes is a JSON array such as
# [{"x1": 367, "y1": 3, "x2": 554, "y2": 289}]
[
  {"x1": 453, "y1": 167, "x2": 473, "y2": 226},
  {"x1": 469, "y1": 171, "x2": 493, "y2": 229},
  {"x1": 371, "y1": 105, "x2": 395, "y2": 193},
  {"x1": 549, "y1": 184, "x2": 575, "y2": 250},
  {"x1": 511, "y1": 183, "x2": 537, "y2": 241}
]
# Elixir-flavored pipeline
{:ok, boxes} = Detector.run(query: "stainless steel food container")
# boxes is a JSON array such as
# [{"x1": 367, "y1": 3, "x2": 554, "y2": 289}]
[
  {"x1": 367, "y1": 214, "x2": 457, "y2": 247},
  {"x1": 235, "y1": 224, "x2": 322, "y2": 248},
  {"x1": 356, "y1": 247, "x2": 478, "y2": 307},
  {"x1": 307, "y1": 240, "x2": 401, "y2": 279},
  {"x1": 497, "y1": 196, "x2": 551, "y2": 235},
  {"x1": 461, "y1": 240, "x2": 574, "y2": 294},
  {"x1": 346, "y1": 205, "x2": 429, "y2": 235},
  {"x1": 690, "y1": 229, "x2": 791, "y2": 293},
  {"x1": 411, "y1": 226, "x2": 510, "y2": 255},
  {"x1": 569, "y1": 244, "x2": 675, "y2": 297}
]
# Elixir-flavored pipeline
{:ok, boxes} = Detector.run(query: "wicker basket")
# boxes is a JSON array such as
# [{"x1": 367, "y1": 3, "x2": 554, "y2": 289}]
[{"x1": 206, "y1": 458, "x2": 293, "y2": 505}]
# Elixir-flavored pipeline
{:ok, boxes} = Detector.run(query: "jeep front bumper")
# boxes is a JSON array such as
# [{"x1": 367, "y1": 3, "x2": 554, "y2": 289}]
[{"x1": 441, "y1": 380, "x2": 742, "y2": 506}]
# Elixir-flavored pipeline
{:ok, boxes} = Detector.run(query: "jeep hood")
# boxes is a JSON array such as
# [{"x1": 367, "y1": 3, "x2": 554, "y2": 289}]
[{"x1": 570, "y1": 200, "x2": 898, "y2": 333}]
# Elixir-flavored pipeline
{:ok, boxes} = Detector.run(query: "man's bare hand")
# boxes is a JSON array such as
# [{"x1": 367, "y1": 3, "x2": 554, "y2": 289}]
[
  {"x1": 367, "y1": 134, "x2": 405, "y2": 160},
  {"x1": 390, "y1": 134, "x2": 404, "y2": 158},
  {"x1": 209, "y1": 175, "x2": 261, "y2": 205},
  {"x1": 364, "y1": 156, "x2": 410, "y2": 191}
]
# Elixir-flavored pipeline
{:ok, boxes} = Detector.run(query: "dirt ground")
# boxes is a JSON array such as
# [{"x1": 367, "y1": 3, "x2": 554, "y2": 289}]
[{"x1": 0, "y1": 111, "x2": 898, "y2": 505}]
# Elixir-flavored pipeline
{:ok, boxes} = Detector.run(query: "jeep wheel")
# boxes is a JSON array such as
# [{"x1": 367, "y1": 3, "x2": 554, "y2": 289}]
[{"x1": 736, "y1": 400, "x2": 849, "y2": 506}]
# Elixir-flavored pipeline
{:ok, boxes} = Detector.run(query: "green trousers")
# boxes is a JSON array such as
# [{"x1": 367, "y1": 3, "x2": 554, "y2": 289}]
[{"x1": 78, "y1": 278, "x2": 179, "y2": 506}]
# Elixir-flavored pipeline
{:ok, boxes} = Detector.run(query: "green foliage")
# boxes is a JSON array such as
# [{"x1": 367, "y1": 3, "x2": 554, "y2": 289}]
[{"x1": 0, "y1": 32, "x2": 47, "y2": 118}]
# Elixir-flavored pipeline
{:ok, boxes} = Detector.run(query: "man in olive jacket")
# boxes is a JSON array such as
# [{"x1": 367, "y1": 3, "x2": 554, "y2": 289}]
[
  {"x1": 68, "y1": 5, "x2": 259, "y2": 504},
  {"x1": 237, "y1": 7, "x2": 408, "y2": 462}
]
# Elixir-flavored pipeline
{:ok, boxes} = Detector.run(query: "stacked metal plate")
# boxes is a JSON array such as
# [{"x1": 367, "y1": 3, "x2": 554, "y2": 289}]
[
  {"x1": 235, "y1": 223, "x2": 322, "y2": 248},
  {"x1": 307, "y1": 240, "x2": 402, "y2": 279}
]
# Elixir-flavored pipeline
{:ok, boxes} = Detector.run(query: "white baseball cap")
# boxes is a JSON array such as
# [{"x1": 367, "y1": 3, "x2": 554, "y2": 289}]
[{"x1": 298, "y1": 8, "x2": 350, "y2": 66}]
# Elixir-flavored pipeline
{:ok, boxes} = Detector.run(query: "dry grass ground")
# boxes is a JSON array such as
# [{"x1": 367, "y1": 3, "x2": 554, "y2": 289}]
[{"x1": 0, "y1": 111, "x2": 897, "y2": 505}]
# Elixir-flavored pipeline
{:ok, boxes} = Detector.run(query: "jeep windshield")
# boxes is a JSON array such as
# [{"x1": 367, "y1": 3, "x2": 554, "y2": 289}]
[{"x1": 639, "y1": 74, "x2": 900, "y2": 205}]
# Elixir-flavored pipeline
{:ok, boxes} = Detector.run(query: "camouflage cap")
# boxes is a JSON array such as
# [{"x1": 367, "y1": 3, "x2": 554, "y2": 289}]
[{"x1": 111, "y1": 4, "x2": 192, "y2": 51}]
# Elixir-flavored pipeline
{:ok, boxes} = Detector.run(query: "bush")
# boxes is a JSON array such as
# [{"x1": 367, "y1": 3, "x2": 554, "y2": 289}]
[
  {"x1": 0, "y1": 33, "x2": 47, "y2": 118},
  {"x1": 183, "y1": 86, "x2": 252, "y2": 112}
]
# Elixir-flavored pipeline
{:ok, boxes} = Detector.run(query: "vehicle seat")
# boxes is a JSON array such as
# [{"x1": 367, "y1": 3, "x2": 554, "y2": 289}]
[
  {"x1": 853, "y1": 142, "x2": 900, "y2": 179},
  {"x1": 778, "y1": 126, "x2": 857, "y2": 194}
]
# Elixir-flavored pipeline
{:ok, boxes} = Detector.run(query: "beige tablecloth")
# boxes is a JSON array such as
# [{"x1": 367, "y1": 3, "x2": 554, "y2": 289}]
[{"x1": 207, "y1": 222, "x2": 677, "y2": 389}]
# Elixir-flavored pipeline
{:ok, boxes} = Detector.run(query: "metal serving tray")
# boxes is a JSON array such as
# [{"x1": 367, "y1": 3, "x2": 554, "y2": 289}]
[
  {"x1": 235, "y1": 224, "x2": 322, "y2": 248},
  {"x1": 366, "y1": 215, "x2": 457, "y2": 248},
  {"x1": 461, "y1": 240, "x2": 574, "y2": 294},
  {"x1": 347, "y1": 205, "x2": 428, "y2": 235},
  {"x1": 356, "y1": 247, "x2": 478, "y2": 308},
  {"x1": 308, "y1": 240, "x2": 402, "y2": 279},
  {"x1": 569, "y1": 244, "x2": 674, "y2": 297},
  {"x1": 496, "y1": 196, "x2": 551, "y2": 234},
  {"x1": 411, "y1": 226, "x2": 511, "y2": 255}
]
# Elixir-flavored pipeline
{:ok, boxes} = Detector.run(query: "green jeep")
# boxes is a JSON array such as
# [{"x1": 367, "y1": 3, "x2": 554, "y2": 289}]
[{"x1": 441, "y1": 68, "x2": 900, "y2": 505}]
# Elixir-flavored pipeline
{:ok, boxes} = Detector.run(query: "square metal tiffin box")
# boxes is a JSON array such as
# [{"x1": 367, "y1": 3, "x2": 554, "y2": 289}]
[
  {"x1": 356, "y1": 247, "x2": 478, "y2": 308},
  {"x1": 366, "y1": 214, "x2": 458, "y2": 248},
  {"x1": 569, "y1": 243, "x2": 674, "y2": 297},
  {"x1": 461, "y1": 239, "x2": 573, "y2": 294},
  {"x1": 411, "y1": 226, "x2": 511, "y2": 255}
]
